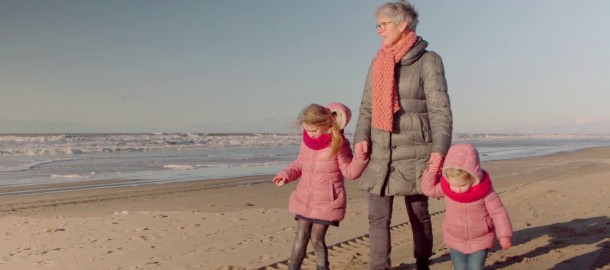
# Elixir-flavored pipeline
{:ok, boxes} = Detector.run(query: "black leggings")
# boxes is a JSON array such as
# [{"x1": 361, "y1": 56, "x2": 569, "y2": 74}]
[{"x1": 289, "y1": 218, "x2": 330, "y2": 268}]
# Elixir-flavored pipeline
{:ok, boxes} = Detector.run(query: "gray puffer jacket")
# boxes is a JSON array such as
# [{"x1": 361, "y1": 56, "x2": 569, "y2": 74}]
[{"x1": 354, "y1": 37, "x2": 453, "y2": 196}]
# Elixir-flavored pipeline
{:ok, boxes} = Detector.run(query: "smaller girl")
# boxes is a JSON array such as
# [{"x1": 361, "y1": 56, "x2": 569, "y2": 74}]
[
  {"x1": 422, "y1": 143, "x2": 512, "y2": 270},
  {"x1": 273, "y1": 103, "x2": 368, "y2": 270}
]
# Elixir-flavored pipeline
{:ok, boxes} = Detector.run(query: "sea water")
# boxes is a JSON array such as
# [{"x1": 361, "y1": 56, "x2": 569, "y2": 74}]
[{"x1": 1, "y1": 133, "x2": 609, "y2": 194}]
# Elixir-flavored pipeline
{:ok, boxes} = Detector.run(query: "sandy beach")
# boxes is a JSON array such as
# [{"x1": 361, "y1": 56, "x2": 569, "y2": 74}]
[{"x1": 1, "y1": 147, "x2": 609, "y2": 270}]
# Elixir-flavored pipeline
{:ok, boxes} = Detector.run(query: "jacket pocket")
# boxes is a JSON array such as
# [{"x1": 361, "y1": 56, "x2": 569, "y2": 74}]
[
  {"x1": 358, "y1": 167, "x2": 376, "y2": 191},
  {"x1": 420, "y1": 116, "x2": 432, "y2": 143},
  {"x1": 329, "y1": 180, "x2": 337, "y2": 201},
  {"x1": 422, "y1": 129, "x2": 431, "y2": 143},
  {"x1": 330, "y1": 182, "x2": 346, "y2": 210},
  {"x1": 402, "y1": 115, "x2": 432, "y2": 144},
  {"x1": 470, "y1": 216, "x2": 494, "y2": 239}
]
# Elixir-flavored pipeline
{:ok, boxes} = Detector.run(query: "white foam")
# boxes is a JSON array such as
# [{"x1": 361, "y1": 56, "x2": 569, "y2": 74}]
[
  {"x1": 1, "y1": 133, "x2": 610, "y2": 191},
  {"x1": 163, "y1": 164, "x2": 195, "y2": 170},
  {"x1": 0, "y1": 133, "x2": 301, "y2": 157},
  {"x1": 51, "y1": 174, "x2": 85, "y2": 179}
]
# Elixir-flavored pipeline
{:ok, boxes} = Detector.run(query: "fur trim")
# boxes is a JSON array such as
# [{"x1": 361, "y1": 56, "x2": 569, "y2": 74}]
[{"x1": 326, "y1": 102, "x2": 352, "y2": 130}]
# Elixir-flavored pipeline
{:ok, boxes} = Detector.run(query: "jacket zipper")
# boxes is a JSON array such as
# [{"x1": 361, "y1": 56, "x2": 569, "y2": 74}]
[
  {"x1": 463, "y1": 203, "x2": 470, "y2": 252},
  {"x1": 306, "y1": 150, "x2": 317, "y2": 217}
]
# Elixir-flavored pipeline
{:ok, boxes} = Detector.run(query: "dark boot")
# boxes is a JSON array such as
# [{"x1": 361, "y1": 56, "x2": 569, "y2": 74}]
[
  {"x1": 416, "y1": 259, "x2": 430, "y2": 270},
  {"x1": 316, "y1": 265, "x2": 328, "y2": 270},
  {"x1": 288, "y1": 264, "x2": 301, "y2": 270}
]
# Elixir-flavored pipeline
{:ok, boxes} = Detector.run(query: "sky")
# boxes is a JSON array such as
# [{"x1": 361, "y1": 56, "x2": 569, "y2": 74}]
[{"x1": 1, "y1": 0, "x2": 610, "y2": 134}]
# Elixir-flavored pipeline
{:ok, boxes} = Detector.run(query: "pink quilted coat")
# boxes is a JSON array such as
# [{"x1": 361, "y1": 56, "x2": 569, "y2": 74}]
[
  {"x1": 422, "y1": 144, "x2": 513, "y2": 254},
  {"x1": 280, "y1": 138, "x2": 368, "y2": 222}
]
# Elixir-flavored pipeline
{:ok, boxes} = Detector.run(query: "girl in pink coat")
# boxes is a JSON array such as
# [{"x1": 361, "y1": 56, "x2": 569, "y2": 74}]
[
  {"x1": 422, "y1": 144, "x2": 512, "y2": 270},
  {"x1": 273, "y1": 103, "x2": 369, "y2": 270}
]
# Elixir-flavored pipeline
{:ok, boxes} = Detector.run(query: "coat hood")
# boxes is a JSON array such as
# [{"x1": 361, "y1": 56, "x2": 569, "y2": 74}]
[
  {"x1": 442, "y1": 144, "x2": 484, "y2": 185},
  {"x1": 326, "y1": 102, "x2": 352, "y2": 130}
]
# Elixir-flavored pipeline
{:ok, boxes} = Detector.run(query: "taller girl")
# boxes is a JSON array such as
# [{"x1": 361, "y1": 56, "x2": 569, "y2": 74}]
[{"x1": 273, "y1": 103, "x2": 369, "y2": 270}]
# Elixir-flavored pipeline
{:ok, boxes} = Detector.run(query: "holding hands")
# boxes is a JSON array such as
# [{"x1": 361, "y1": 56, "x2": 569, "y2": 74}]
[
  {"x1": 355, "y1": 141, "x2": 369, "y2": 161},
  {"x1": 427, "y1": 152, "x2": 444, "y2": 173}
]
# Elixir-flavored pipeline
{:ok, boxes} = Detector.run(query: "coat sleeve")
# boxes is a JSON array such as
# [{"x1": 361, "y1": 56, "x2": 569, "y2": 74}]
[
  {"x1": 421, "y1": 168, "x2": 444, "y2": 198},
  {"x1": 337, "y1": 140, "x2": 369, "y2": 180},
  {"x1": 484, "y1": 190, "x2": 513, "y2": 239},
  {"x1": 354, "y1": 61, "x2": 374, "y2": 145},
  {"x1": 280, "y1": 156, "x2": 303, "y2": 184},
  {"x1": 422, "y1": 52, "x2": 453, "y2": 156}
]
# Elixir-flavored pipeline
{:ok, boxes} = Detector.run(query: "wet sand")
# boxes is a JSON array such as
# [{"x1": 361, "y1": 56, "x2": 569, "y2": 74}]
[{"x1": 1, "y1": 147, "x2": 609, "y2": 269}]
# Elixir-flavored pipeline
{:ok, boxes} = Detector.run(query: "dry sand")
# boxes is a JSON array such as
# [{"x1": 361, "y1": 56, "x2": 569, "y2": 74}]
[{"x1": 1, "y1": 147, "x2": 609, "y2": 270}]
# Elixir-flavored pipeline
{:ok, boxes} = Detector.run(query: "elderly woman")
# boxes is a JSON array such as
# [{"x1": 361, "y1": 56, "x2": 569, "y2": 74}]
[{"x1": 354, "y1": 1, "x2": 453, "y2": 269}]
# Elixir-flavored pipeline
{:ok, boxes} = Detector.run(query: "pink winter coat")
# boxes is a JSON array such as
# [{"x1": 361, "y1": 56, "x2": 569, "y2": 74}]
[
  {"x1": 280, "y1": 138, "x2": 368, "y2": 222},
  {"x1": 422, "y1": 144, "x2": 512, "y2": 254}
]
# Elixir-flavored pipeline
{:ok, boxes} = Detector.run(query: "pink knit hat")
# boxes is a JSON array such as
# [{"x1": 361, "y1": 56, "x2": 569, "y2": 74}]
[{"x1": 326, "y1": 102, "x2": 352, "y2": 130}]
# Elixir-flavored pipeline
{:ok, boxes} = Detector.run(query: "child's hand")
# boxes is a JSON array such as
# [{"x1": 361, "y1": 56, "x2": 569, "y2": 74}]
[
  {"x1": 355, "y1": 150, "x2": 369, "y2": 161},
  {"x1": 427, "y1": 152, "x2": 444, "y2": 173},
  {"x1": 355, "y1": 141, "x2": 369, "y2": 160},
  {"x1": 272, "y1": 173, "x2": 288, "y2": 187},
  {"x1": 355, "y1": 141, "x2": 369, "y2": 161},
  {"x1": 499, "y1": 237, "x2": 512, "y2": 250}
]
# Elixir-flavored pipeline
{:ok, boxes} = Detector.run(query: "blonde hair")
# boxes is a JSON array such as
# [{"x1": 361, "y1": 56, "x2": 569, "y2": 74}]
[
  {"x1": 443, "y1": 168, "x2": 475, "y2": 184},
  {"x1": 298, "y1": 103, "x2": 343, "y2": 157}
]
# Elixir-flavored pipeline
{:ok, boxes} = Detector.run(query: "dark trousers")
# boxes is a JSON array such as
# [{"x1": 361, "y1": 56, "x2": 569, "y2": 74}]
[{"x1": 368, "y1": 193, "x2": 433, "y2": 270}]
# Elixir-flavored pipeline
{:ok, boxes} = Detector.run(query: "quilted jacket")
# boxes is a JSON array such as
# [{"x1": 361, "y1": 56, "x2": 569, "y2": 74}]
[
  {"x1": 422, "y1": 144, "x2": 513, "y2": 254},
  {"x1": 280, "y1": 138, "x2": 368, "y2": 221},
  {"x1": 354, "y1": 37, "x2": 453, "y2": 196}
]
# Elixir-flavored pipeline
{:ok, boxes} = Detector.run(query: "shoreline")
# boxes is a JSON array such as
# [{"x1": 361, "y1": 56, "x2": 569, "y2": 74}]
[
  {"x1": 1, "y1": 144, "x2": 608, "y2": 199},
  {"x1": 1, "y1": 147, "x2": 609, "y2": 269},
  {"x1": 0, "y1": 174, "x2": 275, "y2": 198}
]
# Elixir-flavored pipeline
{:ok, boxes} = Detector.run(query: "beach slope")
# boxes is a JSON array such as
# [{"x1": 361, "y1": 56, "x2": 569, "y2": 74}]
[{"x1": 1, "y1": 147, "x2": 609, "y2": 269}]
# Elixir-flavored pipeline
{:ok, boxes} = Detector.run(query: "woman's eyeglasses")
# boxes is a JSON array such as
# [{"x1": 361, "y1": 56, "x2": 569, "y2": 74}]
[{"x1": 376, "y1": 21, "x2": 395, "y2": 30}]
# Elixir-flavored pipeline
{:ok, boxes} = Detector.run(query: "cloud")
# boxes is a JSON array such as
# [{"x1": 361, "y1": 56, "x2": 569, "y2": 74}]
[
  {"x1": 574, "y1": 117, "x2": 599, "y2": 125},
  {"x1": 517, "y1": 118, "x2": 610, "y2": 134},
  {"x1": 0, "y1": 118, "x2": 151, "y2": 133},
  {"x1": 121, "y1": 94, "x2": 140, "y2": 103},
  {"x1": 0, "y1": 118, "x2": 94, "y2": 133}
]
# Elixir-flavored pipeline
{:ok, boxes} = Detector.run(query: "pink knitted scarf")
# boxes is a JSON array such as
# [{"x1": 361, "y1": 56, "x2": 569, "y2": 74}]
[
  {"x1": 371, "y1": 31, "x2": 418, "y2": 132},
  {"x1": 440, "y1": 171, "x2": 492, "y2": 203},
  {"x1": 302, "y1": 130, "x2": 332, "y2": 150}
]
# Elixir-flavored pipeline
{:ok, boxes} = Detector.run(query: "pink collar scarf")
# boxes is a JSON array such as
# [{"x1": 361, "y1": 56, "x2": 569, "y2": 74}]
[
  {"x1": 303, "y1": 130, "x2": 332, "y2": 150},
  {"x1": 440, "y1": 171, "x2": 492, "y2": 203}
]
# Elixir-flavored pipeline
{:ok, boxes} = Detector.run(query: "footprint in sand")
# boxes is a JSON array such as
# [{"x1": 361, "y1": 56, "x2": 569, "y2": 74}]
[
  {"x1": 34, "y1": 260, "x2": 54, "y2": 266},
  {"x1": 258, "y1": 253, "x2": 281, "y2": 260},
  {"x1": 45, "y1": 228, "x2": 66, "y2": 233},
  {"x1": 280, "y1": 227, "x2": 294, "y2": 232}
]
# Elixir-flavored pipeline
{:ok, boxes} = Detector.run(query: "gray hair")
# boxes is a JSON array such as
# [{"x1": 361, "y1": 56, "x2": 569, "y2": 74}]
[{"x1": 374, "y1": 0, "x2": 419, "y2": 31}]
